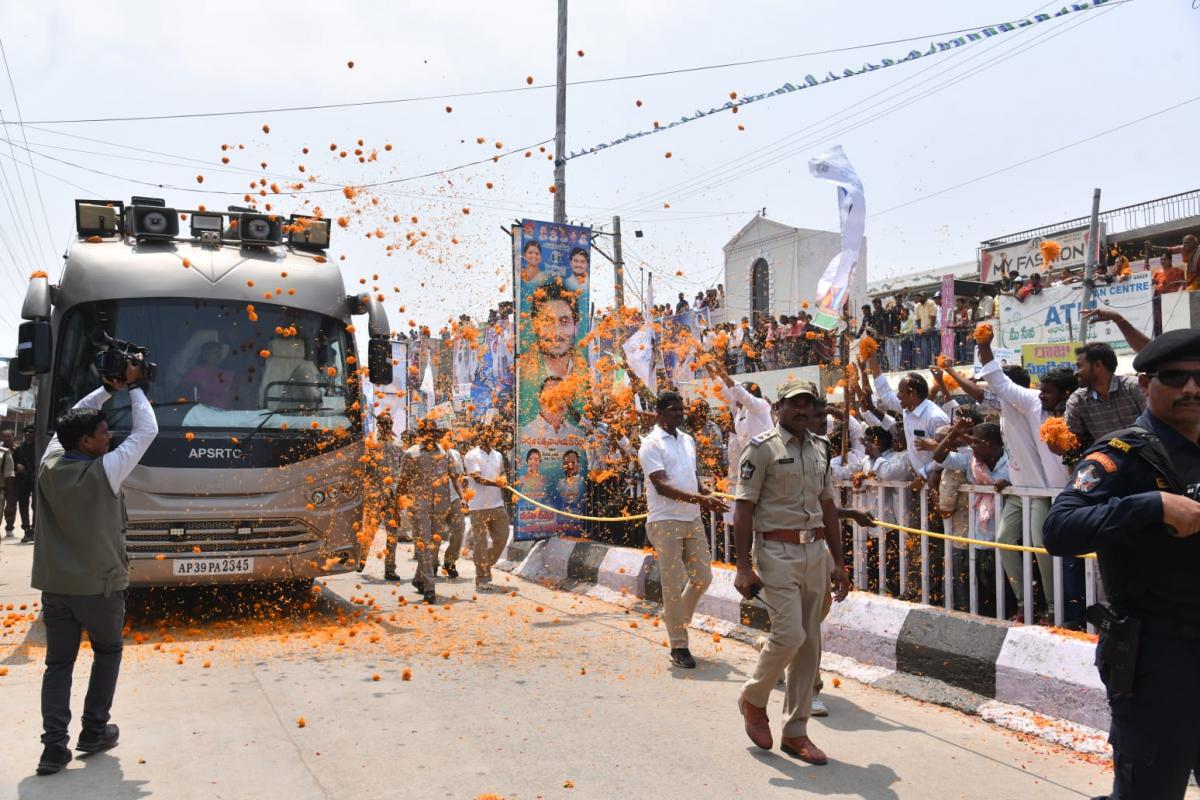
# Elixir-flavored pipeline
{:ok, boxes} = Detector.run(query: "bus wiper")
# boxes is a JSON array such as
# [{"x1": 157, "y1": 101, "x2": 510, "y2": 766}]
[{"x1": 236, "y1": 406, "x2": 341, "y2": 448}]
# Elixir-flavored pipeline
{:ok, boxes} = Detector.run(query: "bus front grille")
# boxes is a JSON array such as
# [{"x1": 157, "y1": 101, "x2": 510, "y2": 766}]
[{"x1": 125, "y1": 519, "x2": 320, "y2": 555}]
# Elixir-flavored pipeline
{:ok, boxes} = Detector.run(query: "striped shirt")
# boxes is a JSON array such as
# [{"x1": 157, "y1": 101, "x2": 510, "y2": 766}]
[{"x1": 1064, "y1": 375, "x2": 1146, "y2": 449}]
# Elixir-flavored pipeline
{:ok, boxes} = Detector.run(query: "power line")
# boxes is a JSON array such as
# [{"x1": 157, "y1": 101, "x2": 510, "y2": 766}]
[
  {"x1": 610, "y1": 0, "x2": 1093, "y2": 214},
  {"x1": 0, "y1": 133, "x2": 37, "y2": 267},
  {"x1": 657, "y1": 0, "x2": 1117, "y2": 208},
  {"x1": 869, "y1": 95, "x2": 1200, "y2": 218},
  {"x1": 11, "y1": 15, "x2": 1093, "y2": 126},
  {"x1": 568, "y1": 0, "x2": 1124, "y2": 173},
  {"x1": 0, "y1": 38, "x2": 56, "y2": 262},
  {"x1": 0, "y1": 135, "x2": 555, "y2": 196}
]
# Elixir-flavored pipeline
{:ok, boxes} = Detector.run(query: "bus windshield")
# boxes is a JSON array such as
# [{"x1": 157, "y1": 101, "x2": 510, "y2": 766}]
[{"x1": 53, "y1": 298, "x2": 360, "y2": 435}]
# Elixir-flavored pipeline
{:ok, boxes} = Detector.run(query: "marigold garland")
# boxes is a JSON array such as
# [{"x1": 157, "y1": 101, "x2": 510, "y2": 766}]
[
  {"x1": 1040, "y1": 416, "x2": 1080, "y2": 452},
  {"x1": 1039, "y1": 240, "x2": 1062, "y2": 267},
  {"x1": 857, "y1": 337, "x2": 878, "y2": 363},
  {"x1": 973, "y1": 323, "x2": 993, "y2": 344}
]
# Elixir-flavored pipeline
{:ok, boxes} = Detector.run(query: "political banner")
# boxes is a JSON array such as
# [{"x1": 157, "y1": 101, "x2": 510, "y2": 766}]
[
  {"x1": 1021, "y1": 342, "x2": 1081, "y2": 386},
  {"x1": 997, "y1": 271, "x2": 1153, "y2": 356},
  {"x1": 808, "y1": 145, "x2": 865, "y2": 330},
  {"x1": 514, "y1": 219, "x2": 593, "y2": 541},
  {"x1": 939, "y1": 274, "x2": 955, "y2": 359},
  {"x1": 468, "y1": 309, "x2": 515, "y2": 422}
]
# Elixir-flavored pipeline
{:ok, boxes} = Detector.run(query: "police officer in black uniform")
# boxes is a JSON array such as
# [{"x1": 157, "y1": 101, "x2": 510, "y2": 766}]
[{"x1": 1044, "y1": 328, "x2": 1200, "y2": 800}]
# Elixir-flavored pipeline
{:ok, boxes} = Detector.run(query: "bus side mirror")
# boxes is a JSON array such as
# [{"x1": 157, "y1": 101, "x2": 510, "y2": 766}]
[
  {"x1": 7, "y1": 359, "x2": 31, "y2": 392},
  {"x1": 16, "y1": 321, "x2": 51, "y2": 375},
  {"x1": 367, "y1": 338, "x2": 392, "y2": 387}
]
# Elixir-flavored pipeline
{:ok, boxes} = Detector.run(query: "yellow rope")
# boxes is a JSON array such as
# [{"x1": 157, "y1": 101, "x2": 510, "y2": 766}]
[
  {"x1": 502, "y1": 488, "x2": 1096, "y2": 560},
  {"x1": 505, "y1": 485, "x2": 649, "y2": 522},
  {"x1": 712, "y1": 492, "x2": 1096, "y2": 559}
]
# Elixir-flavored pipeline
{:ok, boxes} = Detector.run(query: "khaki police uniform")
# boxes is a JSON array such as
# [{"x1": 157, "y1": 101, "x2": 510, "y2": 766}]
[
  {"x1": 735, "y1": 422, "x2": 833, "y2": 740},
  {"x1": 435, "y1": 445, "x2": 466, "y2": 572},
  {"x1": 398, "y1": 443, "x2": 455, "y2": 594}
]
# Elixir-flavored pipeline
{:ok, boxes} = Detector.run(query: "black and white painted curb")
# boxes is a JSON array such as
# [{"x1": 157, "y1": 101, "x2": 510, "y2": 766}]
[{"x1": 498, "y1": 537, "x2": 1111, "y2": 756}]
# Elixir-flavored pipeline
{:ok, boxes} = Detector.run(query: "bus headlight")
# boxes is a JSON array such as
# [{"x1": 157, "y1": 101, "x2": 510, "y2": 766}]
[{"x1": 309, "y1": 481, "x2": 361, "y2": 507}]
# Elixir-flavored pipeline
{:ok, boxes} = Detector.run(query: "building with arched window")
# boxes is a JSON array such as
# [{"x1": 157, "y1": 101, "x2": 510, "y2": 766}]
[{"x1": 722, "y1": 214, "x2": 868, "y2": 327}]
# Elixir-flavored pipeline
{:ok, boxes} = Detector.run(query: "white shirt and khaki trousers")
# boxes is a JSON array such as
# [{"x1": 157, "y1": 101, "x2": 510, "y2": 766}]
[
  {"x1": 638, "y1": 426, "x2": 713, "y2": 650},
  {"x1": 464, "y1": 447, "x2": 510, "y2": 587},
  {"x1": 735, "y1": 425, "x2": 834, "y2": 740}
]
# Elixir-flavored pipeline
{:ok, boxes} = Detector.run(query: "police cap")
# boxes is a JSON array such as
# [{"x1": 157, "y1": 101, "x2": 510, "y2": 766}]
[
  {"x1": 776, "y1": 377, "x2": 819, "y2": 403},
  {"x1": 1131, "y1": 328, "x2": 1200, "y2": 373}
]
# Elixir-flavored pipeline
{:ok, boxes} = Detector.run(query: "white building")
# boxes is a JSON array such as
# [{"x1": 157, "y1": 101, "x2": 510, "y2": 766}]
[{"x1": 721, "y1": 214, "x2": 867, "y2": 325}]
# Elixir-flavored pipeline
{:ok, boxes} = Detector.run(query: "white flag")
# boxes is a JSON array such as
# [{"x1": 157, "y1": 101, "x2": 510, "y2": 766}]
[
  {"x1": 622, "y1": 325, "x2": 655, "y2": 389},
  {"x1": 808, "y1": 145, "x2": 865, "y2": 328},
  {"x1": 420, "y1": 359, "x2": 434, "y2": 400}
]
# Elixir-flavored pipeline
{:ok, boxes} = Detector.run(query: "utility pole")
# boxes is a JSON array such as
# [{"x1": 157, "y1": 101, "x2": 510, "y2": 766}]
[
  {"x1": 553, "y1": 0, "x2": 568, "y2": 223},
  {"x1": 611, "y1": 215, "x2": 625, "y2": 308},
  {"x1": 1079, "y1": 188, "x2": 1102, "y2": 345}
]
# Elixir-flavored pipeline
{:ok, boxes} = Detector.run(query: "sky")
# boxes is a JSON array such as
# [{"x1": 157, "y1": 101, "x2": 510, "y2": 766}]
[{"x1": 0, "y1": 0, "x2": 1196, "y2": 353}]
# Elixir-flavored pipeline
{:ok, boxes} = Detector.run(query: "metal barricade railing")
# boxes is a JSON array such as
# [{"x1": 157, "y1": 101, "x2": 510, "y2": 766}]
[
  {"x1": 835, "y1": 479, "x2": 1096, "y2": 631},
  {"x1": 704, "y1": 478, "x2": 1095, "y2": 631}
]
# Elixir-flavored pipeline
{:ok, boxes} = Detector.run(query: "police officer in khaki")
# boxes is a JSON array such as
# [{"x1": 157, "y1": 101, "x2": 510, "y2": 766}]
[
  {"x1": 396, "y1": 418, "x2": 455, "y2": 603},
  {"x1": 435, "y1": 434, "x2": 467, "y2": 579},
  {"x1": 733, "y1": 377, "x2": 850, "y2": 765}
]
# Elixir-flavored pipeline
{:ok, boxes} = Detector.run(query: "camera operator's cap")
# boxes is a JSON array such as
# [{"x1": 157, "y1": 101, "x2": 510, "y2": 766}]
[
  {"x1": 776, "y1": 377, "x2": 819, "y2": 403},
  {"x1": 1132, "y1": 328, "x2": 1200, "y2": 373}
]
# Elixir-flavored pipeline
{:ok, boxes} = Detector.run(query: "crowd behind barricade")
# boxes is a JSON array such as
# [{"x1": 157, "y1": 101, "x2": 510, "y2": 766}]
[
  {"x1": 368, "y1": 232, "x2": 1200, "y2": 631},
  {"x1": 688, "y1": 233, "x2": 1200, "y2": 375},
  {"x1": 368, "y1": 301, "x2": 1164, "y2": 633}
]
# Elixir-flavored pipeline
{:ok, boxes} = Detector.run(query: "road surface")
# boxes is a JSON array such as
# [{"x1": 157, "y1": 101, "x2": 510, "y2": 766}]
[{"x1": 0, "y1": 536, "x2": 1117, "y2": 799}]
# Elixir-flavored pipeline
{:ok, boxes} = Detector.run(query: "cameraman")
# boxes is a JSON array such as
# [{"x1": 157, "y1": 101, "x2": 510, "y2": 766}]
[
  {"x1": 1044, "y1": 328, "x2": 1200, "y2": 800},
  {"x1": 31, "y1": 359, "x2": 157, "y2": 776}
]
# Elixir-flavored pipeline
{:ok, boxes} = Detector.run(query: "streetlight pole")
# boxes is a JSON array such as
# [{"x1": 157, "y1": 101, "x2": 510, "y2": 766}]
[
  {"x1": 553, "y1": 0, "x2": 568, "y2": 223},
  {"x1": 612, "y1": 215, "x2": 625, "y2": 308}
]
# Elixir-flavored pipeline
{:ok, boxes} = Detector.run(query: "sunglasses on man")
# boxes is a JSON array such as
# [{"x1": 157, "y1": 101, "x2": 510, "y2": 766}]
[{"x1": 1146, "y1": 369, "x2": 1200, "y2": 389}]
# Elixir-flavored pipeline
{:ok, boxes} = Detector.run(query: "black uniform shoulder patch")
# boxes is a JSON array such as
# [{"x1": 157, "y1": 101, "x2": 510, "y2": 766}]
[
  {"x1": 739, "y1": 460, "x2": 756, "y2": 480},
  {"x1": 1071, "y1": 462, "x2": 1103, "y2": 493}
]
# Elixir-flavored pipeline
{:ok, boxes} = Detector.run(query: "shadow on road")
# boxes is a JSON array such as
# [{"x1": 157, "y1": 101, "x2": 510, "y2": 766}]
[
  {"x1": 750, "y1": 748, "x2": 901, "y2": 799},
  {"x1": 17, "y1": 752, "x2": 149, "y2": 800},
  {"x1": 816, "y1": 693, "x2": 921, "y2": 734}
]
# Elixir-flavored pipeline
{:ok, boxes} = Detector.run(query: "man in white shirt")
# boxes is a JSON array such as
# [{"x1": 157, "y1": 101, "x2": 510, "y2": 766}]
[
  {"x1": 866, "y1": 349, "x2": 950, "y2": 476},
  {"x1": 464, "y1": 427, "x2": 510, "y2": 591},
  {"x1": 33, "y1": 362, "x2": 158, "y2": 774},
  {"x1": 976, "y1": 327, "x2": 1082, "y2": 624},
  {"x1": 706, "y1": 361, "x2": 774, "y2": 526},
  {"x1": 638, "y1": 391, "x2": 728, "y2": 669}
]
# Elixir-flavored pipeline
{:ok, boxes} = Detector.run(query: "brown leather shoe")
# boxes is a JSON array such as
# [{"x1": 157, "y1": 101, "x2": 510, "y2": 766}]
[
  {"x1": 780, "y1": 735, "x2": 828, "y2": 765},
  {"x1": 738, "y1": 696, "x2": 773, "y2": 750}
]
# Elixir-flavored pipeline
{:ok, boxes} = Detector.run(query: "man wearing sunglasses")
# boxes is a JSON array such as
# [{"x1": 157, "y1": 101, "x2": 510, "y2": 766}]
[{"x1": 1044, "y1": 328, "x2": 1200, "y2": 800}]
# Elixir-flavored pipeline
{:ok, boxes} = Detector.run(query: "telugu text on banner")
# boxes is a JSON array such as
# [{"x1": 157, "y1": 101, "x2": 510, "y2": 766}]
[{"x1": 514, "y1": 219, "x2": 593, "y2": 541}]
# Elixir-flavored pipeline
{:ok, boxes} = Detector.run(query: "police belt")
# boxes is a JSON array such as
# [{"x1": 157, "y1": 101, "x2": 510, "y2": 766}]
[{"x1": 759, "y1": 529, "x2": 823, "y2": 545}]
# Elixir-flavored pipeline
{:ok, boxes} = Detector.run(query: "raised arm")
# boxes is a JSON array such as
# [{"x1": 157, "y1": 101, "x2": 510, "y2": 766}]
[
  {"x1": 100, "y1": 387, "x2": 159, "y2": 495},
  {"x1": 976, "y1": 325, "x2": 1041, "y2": 413},
  {"x1": 1080, "y1": 307, "x2": 1149, "y2": 354},
  {"x1": 867, "y1": 349, "x2": 901, "y2": 412}
]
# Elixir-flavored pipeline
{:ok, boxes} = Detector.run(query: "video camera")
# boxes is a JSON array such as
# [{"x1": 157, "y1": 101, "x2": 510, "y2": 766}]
[{"x1": 93, "y1": 333, "x2": 156, "y2": 389}]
